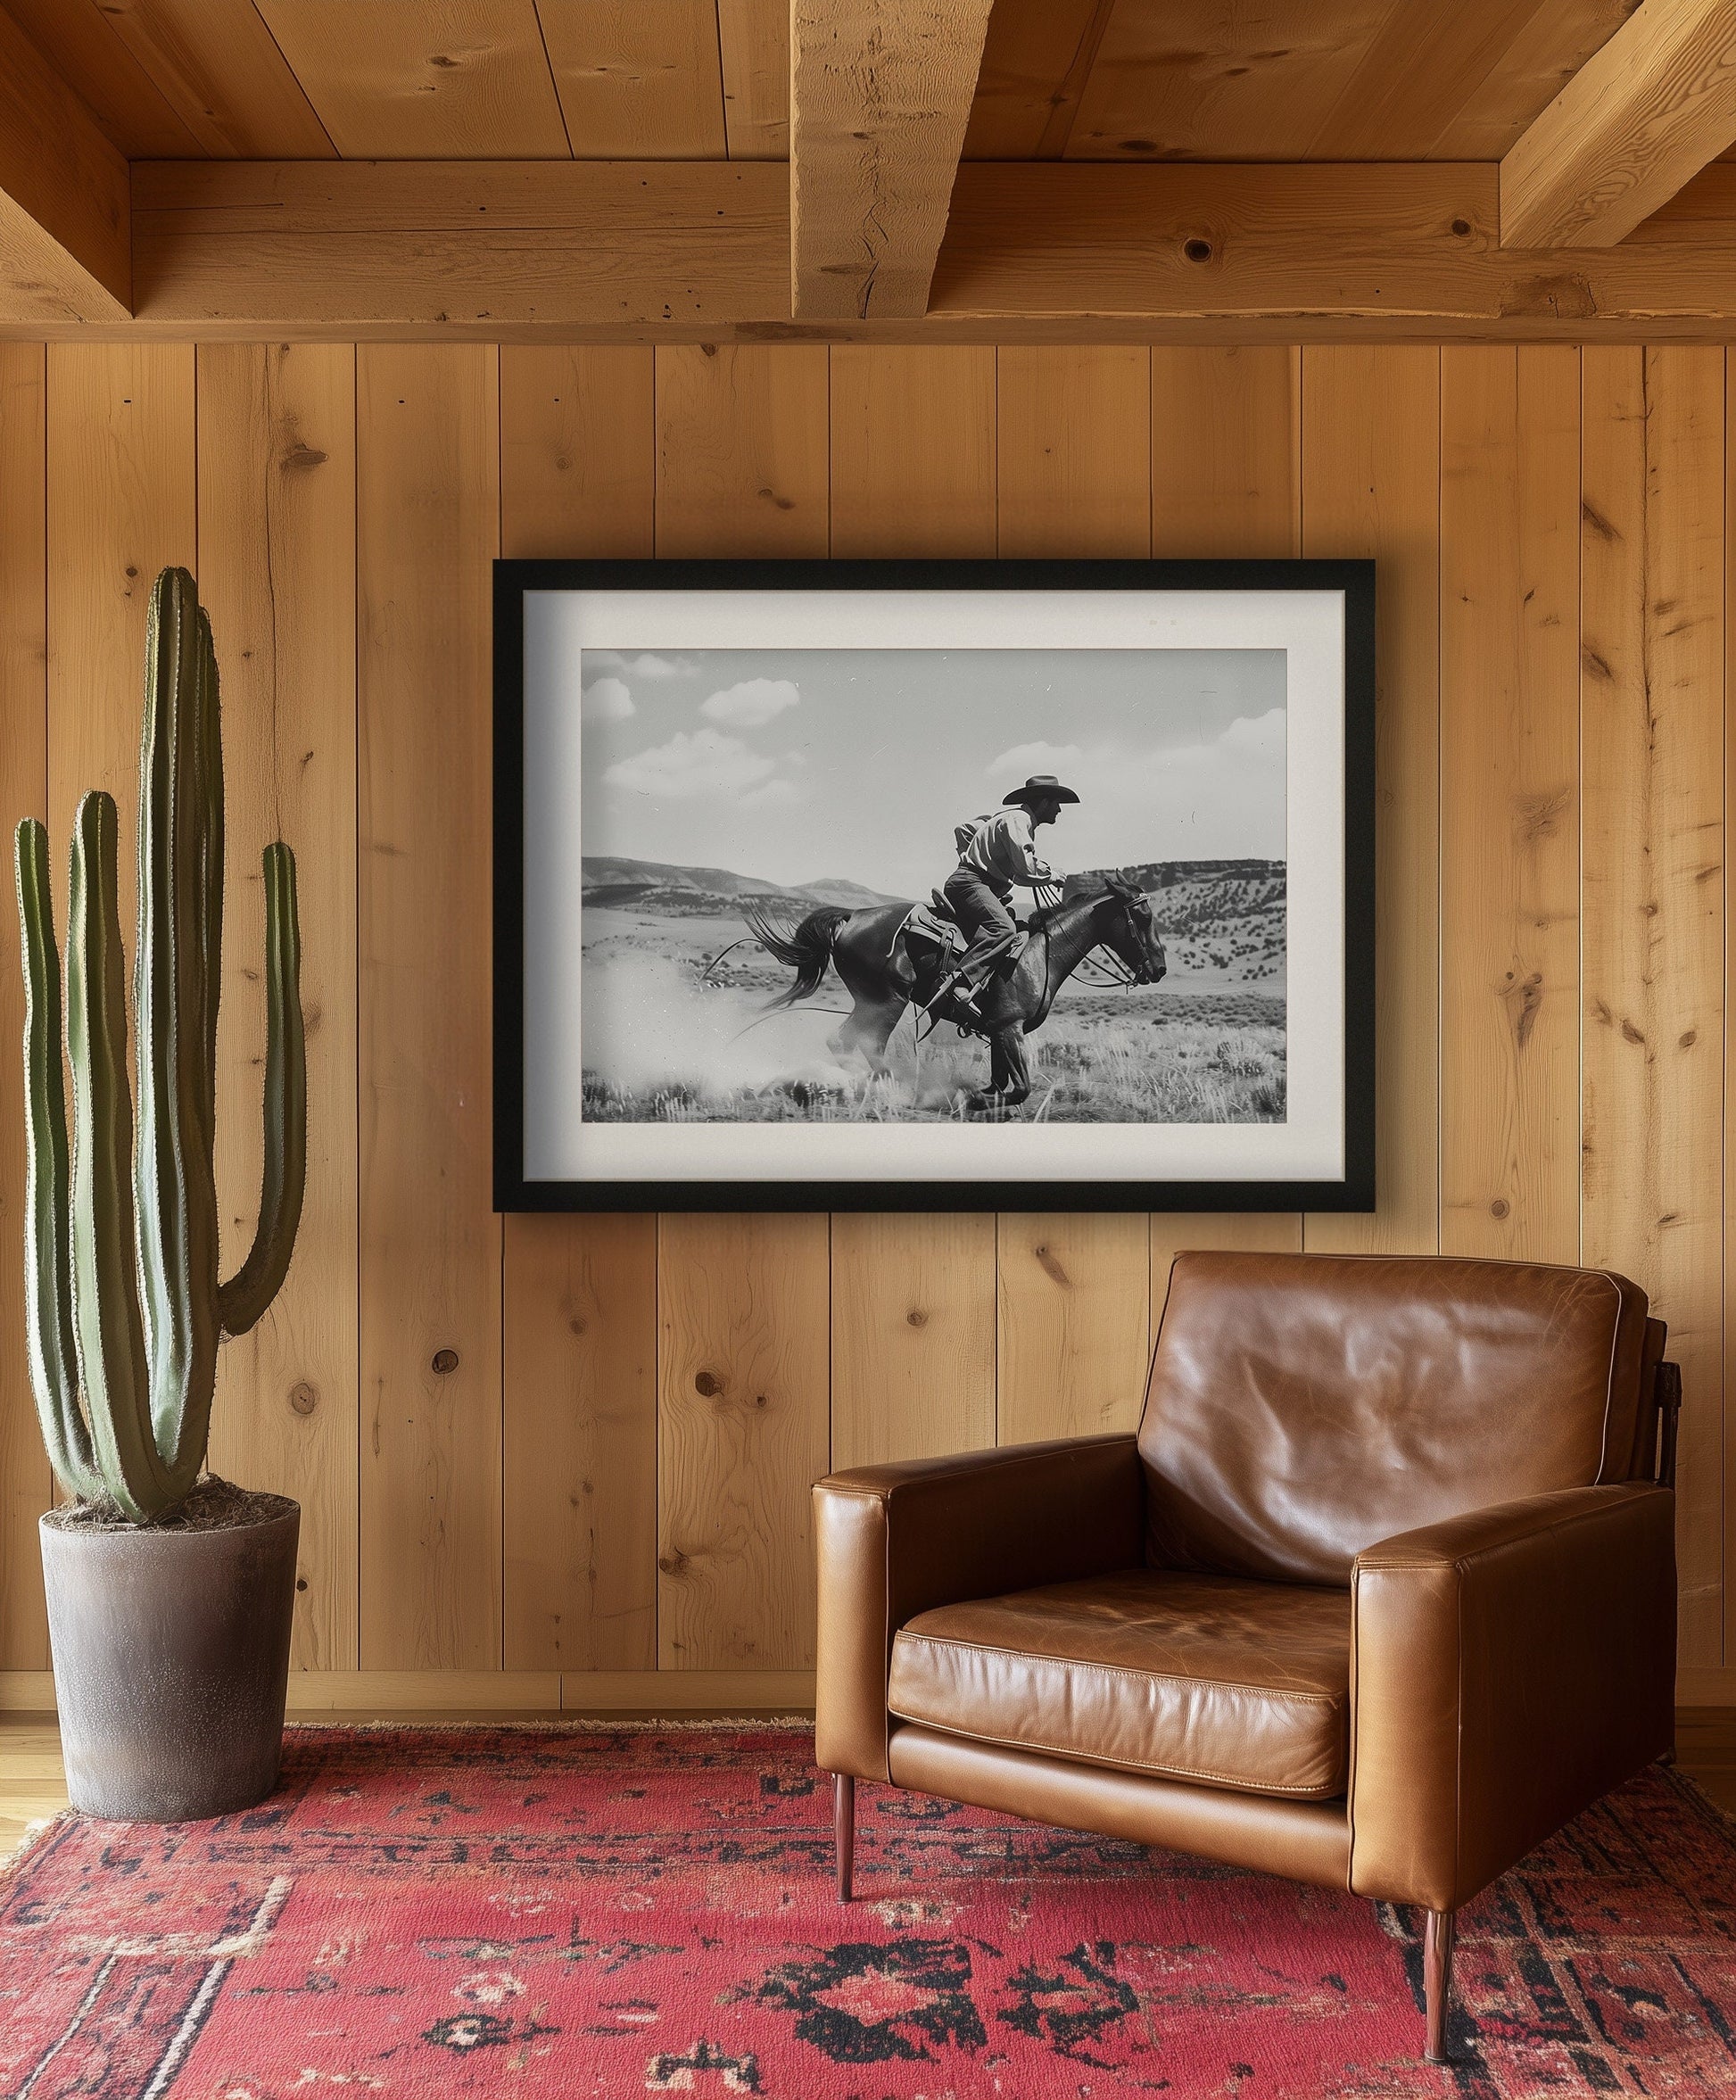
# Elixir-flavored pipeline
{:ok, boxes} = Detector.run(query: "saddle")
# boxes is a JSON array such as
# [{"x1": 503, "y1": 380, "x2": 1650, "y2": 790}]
[{"x1": 904, "y1": 892, "x2": 963, "y2": 952}]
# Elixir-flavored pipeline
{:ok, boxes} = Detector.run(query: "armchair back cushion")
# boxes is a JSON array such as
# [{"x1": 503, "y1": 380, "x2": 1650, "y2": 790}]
[{"x1": 1140, "y1": 1253, "x2": 1650, "y2": 1586}]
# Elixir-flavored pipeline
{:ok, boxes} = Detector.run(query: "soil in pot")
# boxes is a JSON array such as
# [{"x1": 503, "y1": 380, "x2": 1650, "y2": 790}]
[{"x1": 41, "y1": 1479, "x2": 300, "y2": 1823}]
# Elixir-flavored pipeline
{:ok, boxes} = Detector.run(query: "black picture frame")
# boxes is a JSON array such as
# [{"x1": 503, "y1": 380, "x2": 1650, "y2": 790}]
[{"x1": 493, "y1": 557, "x2": 1376, "y2": 1213}]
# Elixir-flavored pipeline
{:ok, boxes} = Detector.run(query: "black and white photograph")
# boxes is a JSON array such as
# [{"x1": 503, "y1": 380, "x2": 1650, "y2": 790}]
[
  {"x1": 575, "y1": 643, "x2": 1285, "y2": 1125},
  {"x1": 495, "y1": 560, "x2": 1373, "y2": 1209}
]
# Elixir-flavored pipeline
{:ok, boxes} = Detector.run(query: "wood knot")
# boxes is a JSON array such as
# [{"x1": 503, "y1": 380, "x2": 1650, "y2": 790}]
[
  {"x1": 288, "y1": 1381, "x2": 318, "y2": 1416},
  {"x1": 1490, "y1": 1198, "x2": 1510, "y2": 1219},
  {"x1": 1182, "y1": 237, "x2": 1213, "y2": 263},
  {"x1": 905, "y1": 1308, "x2": 928, "y2": 1327},
  {"x1": 694, "y1": 1368, "x2": 723, "y2": 1397},
  {"x1": 1500, "y1": 271, "x2": 1597, "y2": 321},
  {"x1": 432, "y1": 1348, "x2": 459, "y2": 1375}
]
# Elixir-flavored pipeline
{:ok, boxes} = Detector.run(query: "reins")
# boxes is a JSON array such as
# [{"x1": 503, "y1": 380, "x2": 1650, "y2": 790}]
[{"x1": 1029, "y1": 882, "x2": 1141, "y2": 989}]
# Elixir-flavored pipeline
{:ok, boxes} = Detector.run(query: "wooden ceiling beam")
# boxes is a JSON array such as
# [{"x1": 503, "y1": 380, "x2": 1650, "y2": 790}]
[
  {"x1": 1500, "y1": 0, "x2": 1736, "y2": 247},
  {"x1": 0, "y1": 8, "x2": 130, "y2": 323},
  {"x1": 72, "y1": 156, "x2": 1736, "y2": 344},
  {"x1": 790, "y1": 0, "x2": 996, "y2": 320}
]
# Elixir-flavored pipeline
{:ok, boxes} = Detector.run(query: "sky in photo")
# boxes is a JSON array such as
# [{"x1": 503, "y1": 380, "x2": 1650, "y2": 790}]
[{"x1": 567, "y1": 642, "x2": 1286, "y2": 897}]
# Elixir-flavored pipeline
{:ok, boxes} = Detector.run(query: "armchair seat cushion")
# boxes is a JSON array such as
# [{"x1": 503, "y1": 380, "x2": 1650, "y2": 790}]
[{"x1": 888, "y1": 1569, "x2": 1350, "y2": 1800}]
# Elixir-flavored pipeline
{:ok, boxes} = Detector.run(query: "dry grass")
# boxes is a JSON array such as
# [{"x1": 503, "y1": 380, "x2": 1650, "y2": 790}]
[{"x1": 582, "y1": 987, "x2": 1285, "y2": 1126}]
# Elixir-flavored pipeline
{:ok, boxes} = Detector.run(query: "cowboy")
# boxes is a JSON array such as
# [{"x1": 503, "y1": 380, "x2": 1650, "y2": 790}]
[{"x1": 944, "y1": 773, "x2": 1079, "y2": 1025}]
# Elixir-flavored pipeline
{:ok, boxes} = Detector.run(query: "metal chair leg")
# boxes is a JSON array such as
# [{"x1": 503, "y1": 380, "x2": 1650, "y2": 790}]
[
  {"x1": 1424, "y1": 1908, "x2": 1457, "y2": 2064},
  {"x1": 833, "y1": 1773, "x2": 855, "y2": 1903}
]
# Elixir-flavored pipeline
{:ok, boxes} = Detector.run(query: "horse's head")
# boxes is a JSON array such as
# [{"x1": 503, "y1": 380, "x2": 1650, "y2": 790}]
[{"x1": 1097, "y1": 872, "x2": 1167, "y2": 985}]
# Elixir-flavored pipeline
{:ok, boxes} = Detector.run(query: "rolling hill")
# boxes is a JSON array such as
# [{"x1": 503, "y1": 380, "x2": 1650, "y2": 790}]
[{"x1": 582, "y1": 854, "x2": 1285, "y2": 987}]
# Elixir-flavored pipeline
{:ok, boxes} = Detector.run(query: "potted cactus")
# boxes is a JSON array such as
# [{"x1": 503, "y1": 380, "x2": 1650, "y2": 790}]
[{"x1": 13, "y1": 566, "x2": 306, "y2": 1822}]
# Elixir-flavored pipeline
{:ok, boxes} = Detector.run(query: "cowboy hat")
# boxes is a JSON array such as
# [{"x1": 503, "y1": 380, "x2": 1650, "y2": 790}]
[{"x1": 1002, "y1": 773, "x2": 1079, "y2": 808}]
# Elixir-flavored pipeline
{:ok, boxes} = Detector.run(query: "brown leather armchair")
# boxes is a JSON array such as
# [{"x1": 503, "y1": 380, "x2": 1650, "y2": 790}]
[{"x1": 814, "y1": 1253, "x2": 1681, "y2": 2063}]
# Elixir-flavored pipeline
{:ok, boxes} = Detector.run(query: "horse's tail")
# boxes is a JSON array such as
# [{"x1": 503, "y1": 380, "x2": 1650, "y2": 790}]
[{"x1": 744, "y1": 904, "x2": 849, "y2": 1009}]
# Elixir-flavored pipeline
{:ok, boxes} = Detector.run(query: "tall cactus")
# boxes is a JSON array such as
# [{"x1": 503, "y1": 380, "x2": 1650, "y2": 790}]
[{"x1": 13, "y1": 567, "x2": 305, "y2": 1523}]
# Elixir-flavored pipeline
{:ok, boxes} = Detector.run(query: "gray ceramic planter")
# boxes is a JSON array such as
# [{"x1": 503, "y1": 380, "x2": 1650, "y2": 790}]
[{"x1": 40, "y1": 1499, "x2": 299, "y2": 1822}]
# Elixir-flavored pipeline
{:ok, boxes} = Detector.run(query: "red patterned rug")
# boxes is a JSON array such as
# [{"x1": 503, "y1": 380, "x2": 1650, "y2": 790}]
[{"x1": 1, "y1": 1725, "x2": 1732, "y2": 2097}]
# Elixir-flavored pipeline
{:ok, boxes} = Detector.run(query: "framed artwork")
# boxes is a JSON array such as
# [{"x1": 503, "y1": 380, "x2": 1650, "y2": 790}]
[{"x1": 493, "y1": 558, "x2": 1375, "y2": 1212}]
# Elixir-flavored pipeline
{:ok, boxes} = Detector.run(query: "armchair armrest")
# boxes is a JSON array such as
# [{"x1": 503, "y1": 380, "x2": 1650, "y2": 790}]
[
  {"x1": 1349, "y1": 1483, "x2": 1675, "y2": 1912},
  {"x1": 814, "y1": 1435, "x2": 1145, "y2": 1781}
]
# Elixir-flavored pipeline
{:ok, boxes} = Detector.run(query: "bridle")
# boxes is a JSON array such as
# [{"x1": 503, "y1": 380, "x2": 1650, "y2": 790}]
[{"x1": 1030, "y1": 881, "x2": 1151, "y2": 989}]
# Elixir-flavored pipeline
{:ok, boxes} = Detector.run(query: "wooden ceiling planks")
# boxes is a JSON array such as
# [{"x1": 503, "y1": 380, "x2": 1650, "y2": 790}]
[
  {"x1": 1431, "y1": 0, "x2": 1641, "y2": 160},
  {"x1": 538, "y1": 0, "x2": 726, "y2": 160},
  {"x1": 1065, "y1": 0, "x2": 1397, "y2": 161},
  {"x1": 1306, "y1": 0, "x2": 1557, "y2": 157},
  {"x1": 90, "y1": 0, "x2": 333, "y2": 157},
  {"x1": 717, "y1": 0, "x2": 789, "y2": 158},
  {"x1": 253, "y1": 0, "x2": 570, "y2": 158},
  {"x1": 0, "y1": 0, "x2": 203, "y2": 158},
  {"x1": 0, "y1": 0, "x2": 1657, "y2": 170},
  {"x1": 1062, "y1": 0, "x2": 1641, "y2": 162},
  {"x1": 962, "y1": 0, "x2": 1116, "y2": 158}
]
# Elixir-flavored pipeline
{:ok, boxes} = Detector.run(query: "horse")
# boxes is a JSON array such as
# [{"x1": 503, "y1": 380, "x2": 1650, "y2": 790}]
[{"x1": 743, "y1": 875, "x2": 1167, "y2": 1115}]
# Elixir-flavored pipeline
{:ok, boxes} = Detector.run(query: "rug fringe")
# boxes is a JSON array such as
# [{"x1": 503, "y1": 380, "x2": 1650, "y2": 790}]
[{"x1": 0, "y1": 1809, "x2": 71, "y2": 1877}]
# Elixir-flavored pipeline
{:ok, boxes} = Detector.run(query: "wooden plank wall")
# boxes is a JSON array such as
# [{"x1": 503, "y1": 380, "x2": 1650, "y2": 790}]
[{"x1": 0, "y1": 341, "x2": 1729, "y2": 1700}]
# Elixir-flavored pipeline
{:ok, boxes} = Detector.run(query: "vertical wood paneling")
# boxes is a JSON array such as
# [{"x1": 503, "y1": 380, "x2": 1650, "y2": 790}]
[
  {"x1": 656, "y1": 346, "x2": 830, "y2": 558},
  {"x1": 998, "y1": 1214, "x2": 1151, "y2": 1443},
  {"x1": 1148, "y1": 346, "x2": 1302, "y2": 1278},
  {"x1": 1301, "y1": 346, "x2": 1442, "y2": 1256},
  {"x1": 996, "y1": 346, "x2": 1152, "y2": 558},
  {"x1": 831, "y1": 1215, "x2": 997, "y2": 1467},
  {"x1": 995, "y1": 344, "x2": 1152, "y2": 1442},
  {"x1": 45, "y1": 347, "x2": 197, "y2": 930},
  {"x1": 500, "y1": 339, "x2": 660, "y2": 1673},
  {"x1": 197, "y1": 343, "x2": 360, "y2": 1670},
  {"x1": 0, "y1": 333, "x2": 1726, "y2": 1697},
  {"x1": 1729, "y1": 356, "x2": 1736, "y2": 1672},
  {"x1": 1583, "y1": 346, "x2": 1725, "y2": 1666},
  {"x1": 503, "y1": 1214, "x2": 658, "y2": 1669},
  {"x1": 830, "y1": 347, "x2": 996, "y2": 558},
  {"x1": 500, "y1": 347, "x2": 655, "y2": 558},
  {"x1": 1150, "y1": 1215, "x2": 1303, "y2": 1335},
  {"x1": 657, "y1": 1214, "x2": 831, "y2": 1667},
  {"x1": 828, "y1": 345, "x2": 1000, "y2": 1470},
  {"x1": 1439, "y1": 346, "x2": 1581, "y2": 1263},
  {"x1": 652, "y1": 338, "x2": 832, "y2": 1670},
  {"x1": 1151, "y1": 346, "x2": 1297, "y2": 559},
  {"x1": 0, "y1": 345, "x2": 49, "y2": 1665},
  {"x1": 357, "y1": 345, "x2": 502, "y2": 1669}
]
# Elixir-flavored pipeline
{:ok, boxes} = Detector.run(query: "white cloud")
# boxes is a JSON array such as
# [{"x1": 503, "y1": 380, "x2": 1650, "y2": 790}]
[
  {"x1": 987, "y1": 741, "x2": 1086, "y2": 784},
  {"x1": 700, "y1": 677, "x2": 801, "y2": 728},
  {"x1": 585, "y1": 649, "x2": 691, "y2": 680},
  {"x1": 741, "y1": 777, "x2": 801, "y2": 808},
  {"x1": 604, "y1": 728, "x2": 778, "y2": 802},
  {"x1": 985, "y1": 712, "x2": 1286, "y2": 863},
  {"x1": 581, "y1": 675, "x2": 634, "y2": 723},
  {"x1": 1219, "y1": 708, "x2": 1285, "y2": 763}
]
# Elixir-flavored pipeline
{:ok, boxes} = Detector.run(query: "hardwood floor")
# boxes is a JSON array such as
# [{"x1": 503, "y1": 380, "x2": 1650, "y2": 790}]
[
  {"x1": 1, "y1": 1708, "x2": 1731, "y2": 1862},
  {"x1": 1675, "y1": 1707, "x2": 1736, "y2": 1814}
]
